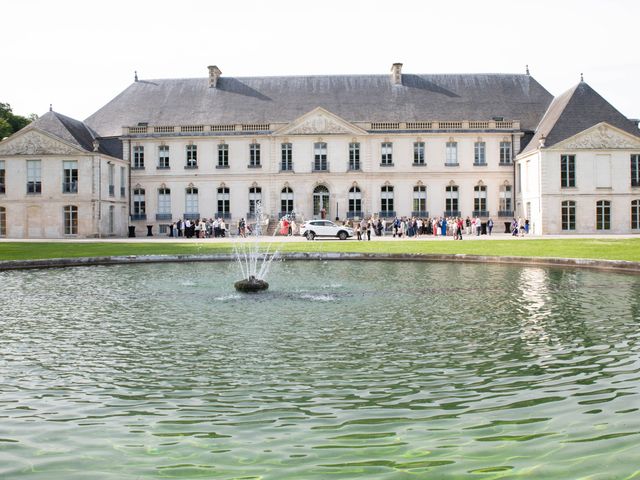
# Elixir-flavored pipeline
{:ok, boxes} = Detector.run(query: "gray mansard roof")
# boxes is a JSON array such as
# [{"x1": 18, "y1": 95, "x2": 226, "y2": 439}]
[
  {"x1": 522, "y1": 81, "x2": 640, "y2": 154},
  {"x1": 85, "y1": 73, "x2": 554, "y2": 137}
]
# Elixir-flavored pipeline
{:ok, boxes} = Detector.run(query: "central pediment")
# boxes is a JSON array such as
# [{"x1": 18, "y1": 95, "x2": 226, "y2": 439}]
[{"x1": 274, "y1": 107, "x2": 367, "y2": 136}]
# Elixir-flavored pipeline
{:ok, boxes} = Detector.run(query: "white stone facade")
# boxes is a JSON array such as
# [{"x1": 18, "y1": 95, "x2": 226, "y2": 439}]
[
  {"x1": 516, "y1": 124, "x2": 640, "y2": 234},
  {"x1": 0, "y1": 129, "x2": 128, "y2": 238}
]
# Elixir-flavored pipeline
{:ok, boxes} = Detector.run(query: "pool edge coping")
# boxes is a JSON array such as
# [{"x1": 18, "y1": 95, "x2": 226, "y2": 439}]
[{"x1": 1, "y1": 253, "x2": 639, "y2": 274}]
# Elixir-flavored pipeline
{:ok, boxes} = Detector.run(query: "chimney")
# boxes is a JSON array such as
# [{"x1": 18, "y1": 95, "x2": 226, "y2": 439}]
[
  {"x1": 391, "y1": 63, "x2": 403, "y2": 86},
  {"x1": 208, "y1": 65, "x2": 222, "y2": 88}
]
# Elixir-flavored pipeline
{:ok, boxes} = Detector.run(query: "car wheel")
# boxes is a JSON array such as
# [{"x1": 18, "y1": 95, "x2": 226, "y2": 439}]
[
  {"x1": 308, "y1": 231, "x2": 316, "y2": 240},
  {"x1": 338, "y1": 231, "x2": 348, "y2": 240}
]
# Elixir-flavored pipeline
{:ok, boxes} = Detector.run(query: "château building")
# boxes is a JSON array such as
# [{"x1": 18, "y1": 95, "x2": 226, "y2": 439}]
[{"x1": 0, "y1": 63, "x2": 638, "y2": 237}]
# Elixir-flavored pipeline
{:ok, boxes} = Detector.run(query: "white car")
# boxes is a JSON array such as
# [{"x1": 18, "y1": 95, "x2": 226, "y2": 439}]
[{"x1": 299, "y1": 220, "x2": 354, "y2": 240}]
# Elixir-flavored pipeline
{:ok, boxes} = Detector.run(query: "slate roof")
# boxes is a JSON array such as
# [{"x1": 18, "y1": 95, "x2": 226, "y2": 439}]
[
  {"x1": 522, "y1": 81, "x2": 640, "y2": 154},
  {"x1": 27, "y1": 111, "x2": 122, "y2": 157},
  {"x1": 84, "y1": 73, "x2": 554, "y2": 137}
]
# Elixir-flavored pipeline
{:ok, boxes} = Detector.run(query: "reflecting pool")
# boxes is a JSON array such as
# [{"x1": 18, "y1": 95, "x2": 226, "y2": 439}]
[{"x1": 1, "y1": 261, "x2": 640, "y2": 479}]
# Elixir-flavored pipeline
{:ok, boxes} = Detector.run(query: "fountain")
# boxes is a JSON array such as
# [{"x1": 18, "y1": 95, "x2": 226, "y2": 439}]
[{"x1": 232, "y1": 201, "x2": 284, "y2": 292}]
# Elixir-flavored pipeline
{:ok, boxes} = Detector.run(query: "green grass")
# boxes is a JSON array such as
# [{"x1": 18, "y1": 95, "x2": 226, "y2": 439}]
[{"x1": 1, "y1": 238, "x2": 640, "y2": 262}]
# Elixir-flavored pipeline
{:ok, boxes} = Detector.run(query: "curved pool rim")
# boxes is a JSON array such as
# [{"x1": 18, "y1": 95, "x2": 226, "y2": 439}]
[{"x1": 1, "y1": 252, "x2": 639, "y2": 274}]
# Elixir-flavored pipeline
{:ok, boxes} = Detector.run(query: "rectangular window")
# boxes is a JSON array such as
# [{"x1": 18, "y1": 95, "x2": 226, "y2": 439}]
[
  {"x1": 499, "y1": 142, "x2": 512, "y2": 164},
  {"x1": 249, "y1": 143, "x2": 261, "y2": 167},
  {"x1": 381, "y1": 142, "x2": 393, "y2": 166},
  {"x1": 63, "y1": 205, "x2": 78, "y2": 235},
  {"x1": 120, "y1": 166, "x2": 126, "y2": 197},
  {"x1": 217, "y1": 187, "x2": 230, "y2": 217},
  {"x1": 281, "y1": 187, "x2": 293, "y2": 214},
  {"x1": 0, "y1": 160, "x2": 5, "y2": 194},
  {"x1": 108, "y1": 164, "x2": 115, "y2": 196},
  {"x1": 281, "y1": 143, "x2": 293, "y2": 171},
  {"x1": 445, "y1": 142, "x2": 458, "y2": 165},
  {"x1": 596, "y1": 200, "x2": 611, "y2": 230},
  {"x1": 158, "y1": 145, "x2": 170, "y2": 169},
  {"x1": 26, "y1": 160, "x2": 42, "y2": 194},
  {"x1": 474, "y1": 142, "x2": 486, "y2": 165},
  {"x1": 186, "y1": 145, "x2": 198, "y2": 168},
  {"x1": 158, "y1": 188, "x2": 171, "y2": 215},
  {"x1": 562, "y1": 200, "x2": 576, "y2": 231},
  {"x1": 561, "y1": 154, "x2": 576, "y2": 188},
  {"x1": 349, "y1": 143, "x2": 360, "y2": 170},
  {"x1": 62, "y1": 161, "x2": 78, "y2": 193},
  {"x1": 133, "y1": 146, "x2": 145, "y2": 169},
  {"x1": 348, "y1": 187, "x2": 362, "y2": 215},
  {"x1": 631, "y1": 154, "x2": 640, "y2": 187},
  {"x1": 108, "y1": 206, "x2": 115, "y2": 234},
  {"x1": 445, "y1": 185, "x2": 459, "y2": 213},
  {"x1": 218, "y1": 144, "x2": 229, "y2": 168},
  {"x1": 632, "y1": 200, "x2": 640, "y2": 230},
  {"x1": 413, "y1": 142, "x2": 425, "y2": 165},
  {"x1": 314, "y1": 142, "x2": 328, "y2": 171},
  {"x1": 0, "y1": 206, "x2": 5, "y2": 236}
]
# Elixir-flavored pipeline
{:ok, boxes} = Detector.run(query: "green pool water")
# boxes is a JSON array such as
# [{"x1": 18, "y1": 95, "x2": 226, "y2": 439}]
[{"x1": 1, "y1": 261, "x2": 639, "y2": 479}]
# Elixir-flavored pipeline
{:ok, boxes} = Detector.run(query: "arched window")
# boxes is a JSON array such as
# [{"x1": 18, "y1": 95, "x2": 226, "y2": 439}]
[
  {"x1": 499, "y1": 183, "x2": 513, "y2": 216},
  {"x1": 132, "y1": 188, "x2": 146, "y2": 220},
  {"x1": 596, "y1": 200, "x2": 611, "y2": 230},
  {"x1": 413, "y1": 185, "x2": 427, "y2": 216},
  {"x1": 63, "y1": 205, "x2": 78, "y2": 235},
  {"x1": 313, "y1": 185, "x2": 329, "y2": 217},
  {"x1": 380, "y1": 184, "x2": 394, "y2": 217},
  {"x1": 217, "y1": 187, "x2": 230, "y2": 218},
  {"x1": 445, "y1": 185, "x2": 459, "y2": 215},
  {"x1": 474, "y1": 184, "x2": 487, "y2": 216},
  {"x1": 631, "y1": 200, "x2": 640, "y2": 230},
  {"x1": 348, "y1": 186, "x2": 362, "y2": 218},
  {"x1": 562, "y1": 200, "x2": 576, "y2": 231},
  {"x1": 281, "y1": 187, "x2": 294, "y2": 216},
  {"x1": 185, "y1": 187, "x2": 199, "y2": 219}
]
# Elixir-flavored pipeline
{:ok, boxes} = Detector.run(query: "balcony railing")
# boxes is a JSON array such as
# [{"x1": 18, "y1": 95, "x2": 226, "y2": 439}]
[
  {"x1": 279, "y1": 211, "x2": 296, "y2": 219},
  {"x1": 498, "y1": 210, "x2": 514, "y2": 217},
  {"x1": 247, "y1": 163, "x2": 262, "y2": 169},
  {"x1": 312, "y1": 161, "x2": 329, "y2": 172},
  {"x1": 443, "y1": 210, "x2": 461, "y2": 217},
  {"x1": 346, "y1": 210, "x2": 364, "y2": 219},
  {"x1": 411, "y1": 210, "x2": 429, "y2": 218},
  {"x1": 499, "y1": 161, "x2": 513, "y2": 166},
  {"x1": 183, "y1": 212, "x2": 200, "y2": 221},
  {"x1": 156, "y1": 165, "x2": 170, "y2": 170},
  {"x1": 412, "y1": 162, "x2": 427, "y2": 167},
  {"x1": 184, "y1": 164, "x2": 198, "y2": 169},
  {"x1": 130, "y1": 213, "x2": 147, "y2": 221},
  {"x1": 348, "y1": 164, "x2": 361, "y2": 171},
  {"x1": 379, "y1": 210, "x2": 396, "y2": 218},
  {"x1": 280, "y1": 164, "x2": 293, "y2": 172},
  {"x1": 473, "y1": 162, "x2": 487, "y2": 167},
  {"x1": 156, "y1": 213, "x2": 172, "y2": 221},
  {"x1": 215, "y1": 212, "x2": 231, "y2": 220},
  {"x1": 472, "y1": 210, "x2": 490, "y2": 217},
  {"x1": 62, "y1": 181, "x2": 78, "y2": 193}
]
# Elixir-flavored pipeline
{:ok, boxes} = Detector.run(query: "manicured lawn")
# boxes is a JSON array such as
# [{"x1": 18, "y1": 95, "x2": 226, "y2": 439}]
[{"x1": 1, "y1": 238, "x2": 640, "y2": 262}]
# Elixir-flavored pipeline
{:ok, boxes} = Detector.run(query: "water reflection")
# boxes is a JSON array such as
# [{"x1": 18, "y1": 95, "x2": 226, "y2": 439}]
[{"x1": 0, "y1": 261, "x2": 639, "y2": 479}]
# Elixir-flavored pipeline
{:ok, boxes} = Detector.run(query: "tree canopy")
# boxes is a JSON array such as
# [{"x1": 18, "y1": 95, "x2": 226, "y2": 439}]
[{"x1": 0, "y1": 103, "x2": 35, "y2": 139}]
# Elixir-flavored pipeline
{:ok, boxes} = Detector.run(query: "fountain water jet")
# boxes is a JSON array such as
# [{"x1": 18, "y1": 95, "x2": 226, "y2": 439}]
[{"x1": 233, "y1": 201, "x2": 288, "y2": 292}]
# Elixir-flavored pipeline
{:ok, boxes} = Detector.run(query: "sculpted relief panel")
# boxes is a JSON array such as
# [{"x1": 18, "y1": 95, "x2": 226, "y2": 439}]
[
  {"x1": 0, "y1": 130, "x2": 79, "y2": 155},
  {"x1": 562, "y1": 125, "x2": 640, "y2": 149},
  {"x1": 286, "y1": 115, "x2": 355, "y2": 135}
]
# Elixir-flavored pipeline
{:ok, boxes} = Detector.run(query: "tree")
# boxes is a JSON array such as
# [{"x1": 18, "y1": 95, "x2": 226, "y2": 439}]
[{"x1": 0, "y1": 102, "x2": 34, "y2": 137}]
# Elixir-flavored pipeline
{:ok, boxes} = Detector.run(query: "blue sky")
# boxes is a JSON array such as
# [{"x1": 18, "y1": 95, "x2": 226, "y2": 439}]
[{"x1": 3, "y1": 0, "x2": 639, "y2": 121}]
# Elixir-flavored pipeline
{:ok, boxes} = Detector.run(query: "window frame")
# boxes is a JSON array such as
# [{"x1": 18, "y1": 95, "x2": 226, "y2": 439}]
[
  {"x1": 63, "y1": 205, "x2": 78, "y2": 235},
  {"x1": 26, "y1": 159, "x2": 42, "y2": 194},
  {"x1": 562, "y1": 200, "x2": 576, "y2": 231},
  {"x1": 445, "y1": 142, "x2": 458, "y2": 166},
  {"x1": 631, "y1": 154, "x2": 640, "y2": 187},
  {"x1": 380, "y1": 184, "x2": 394, "y2": 212},
  {"x1": 158, "y1": 145, "x2": 170, "y2": 169},
  {"x1": 62, "y1": 160, "x2": 78, "y2": 194},
  {"x1": 561, "y1": 154, "x2": 576, "y2": 188},
  {"x1": 380, "y1": 142, "x2": 393, "y2": 166},
  {"x1": 281, "y1": 143, "x2": 293, "y2": 171},
  {"x1": 632, "y1": 199, "x2": 640, "y2": 230},
  {"x1": 596, "y1": 200, "x2": 611, "y2": 230},
  {"x1": 186, "y1": 145, "x2": 198, "y2": 168},
  {"x1": 499, "y1": 141, "x2": 512, "y2": 164},
  {"x1": 349, "y1": 142, "x2": 360, "y2": 170},
  {"x1": 249, "y1": 143, "x2": 261, "y2": 168},
  {"x1": 133, "y1": 145, "x2": 145, "y2": 169},
  {"x1": 218, "y1": 143, "x2": 229, "y2": 168},
  {"x1": 474, "y1": 141, "x2": 486, "y2": 165},
  {"x1": 413, "y1": 142, "x2": 425, "y2": 165}
]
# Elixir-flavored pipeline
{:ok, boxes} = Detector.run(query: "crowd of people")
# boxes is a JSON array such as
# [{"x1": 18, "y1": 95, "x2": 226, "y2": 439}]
[{"x1": 167, "y1": 214, "x2": 530, "y2": 239}]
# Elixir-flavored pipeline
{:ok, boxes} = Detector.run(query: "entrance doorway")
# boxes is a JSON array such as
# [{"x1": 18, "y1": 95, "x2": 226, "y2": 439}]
[{"x1": 313, "y1": 185, "x2": 330, "y2": 218}]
